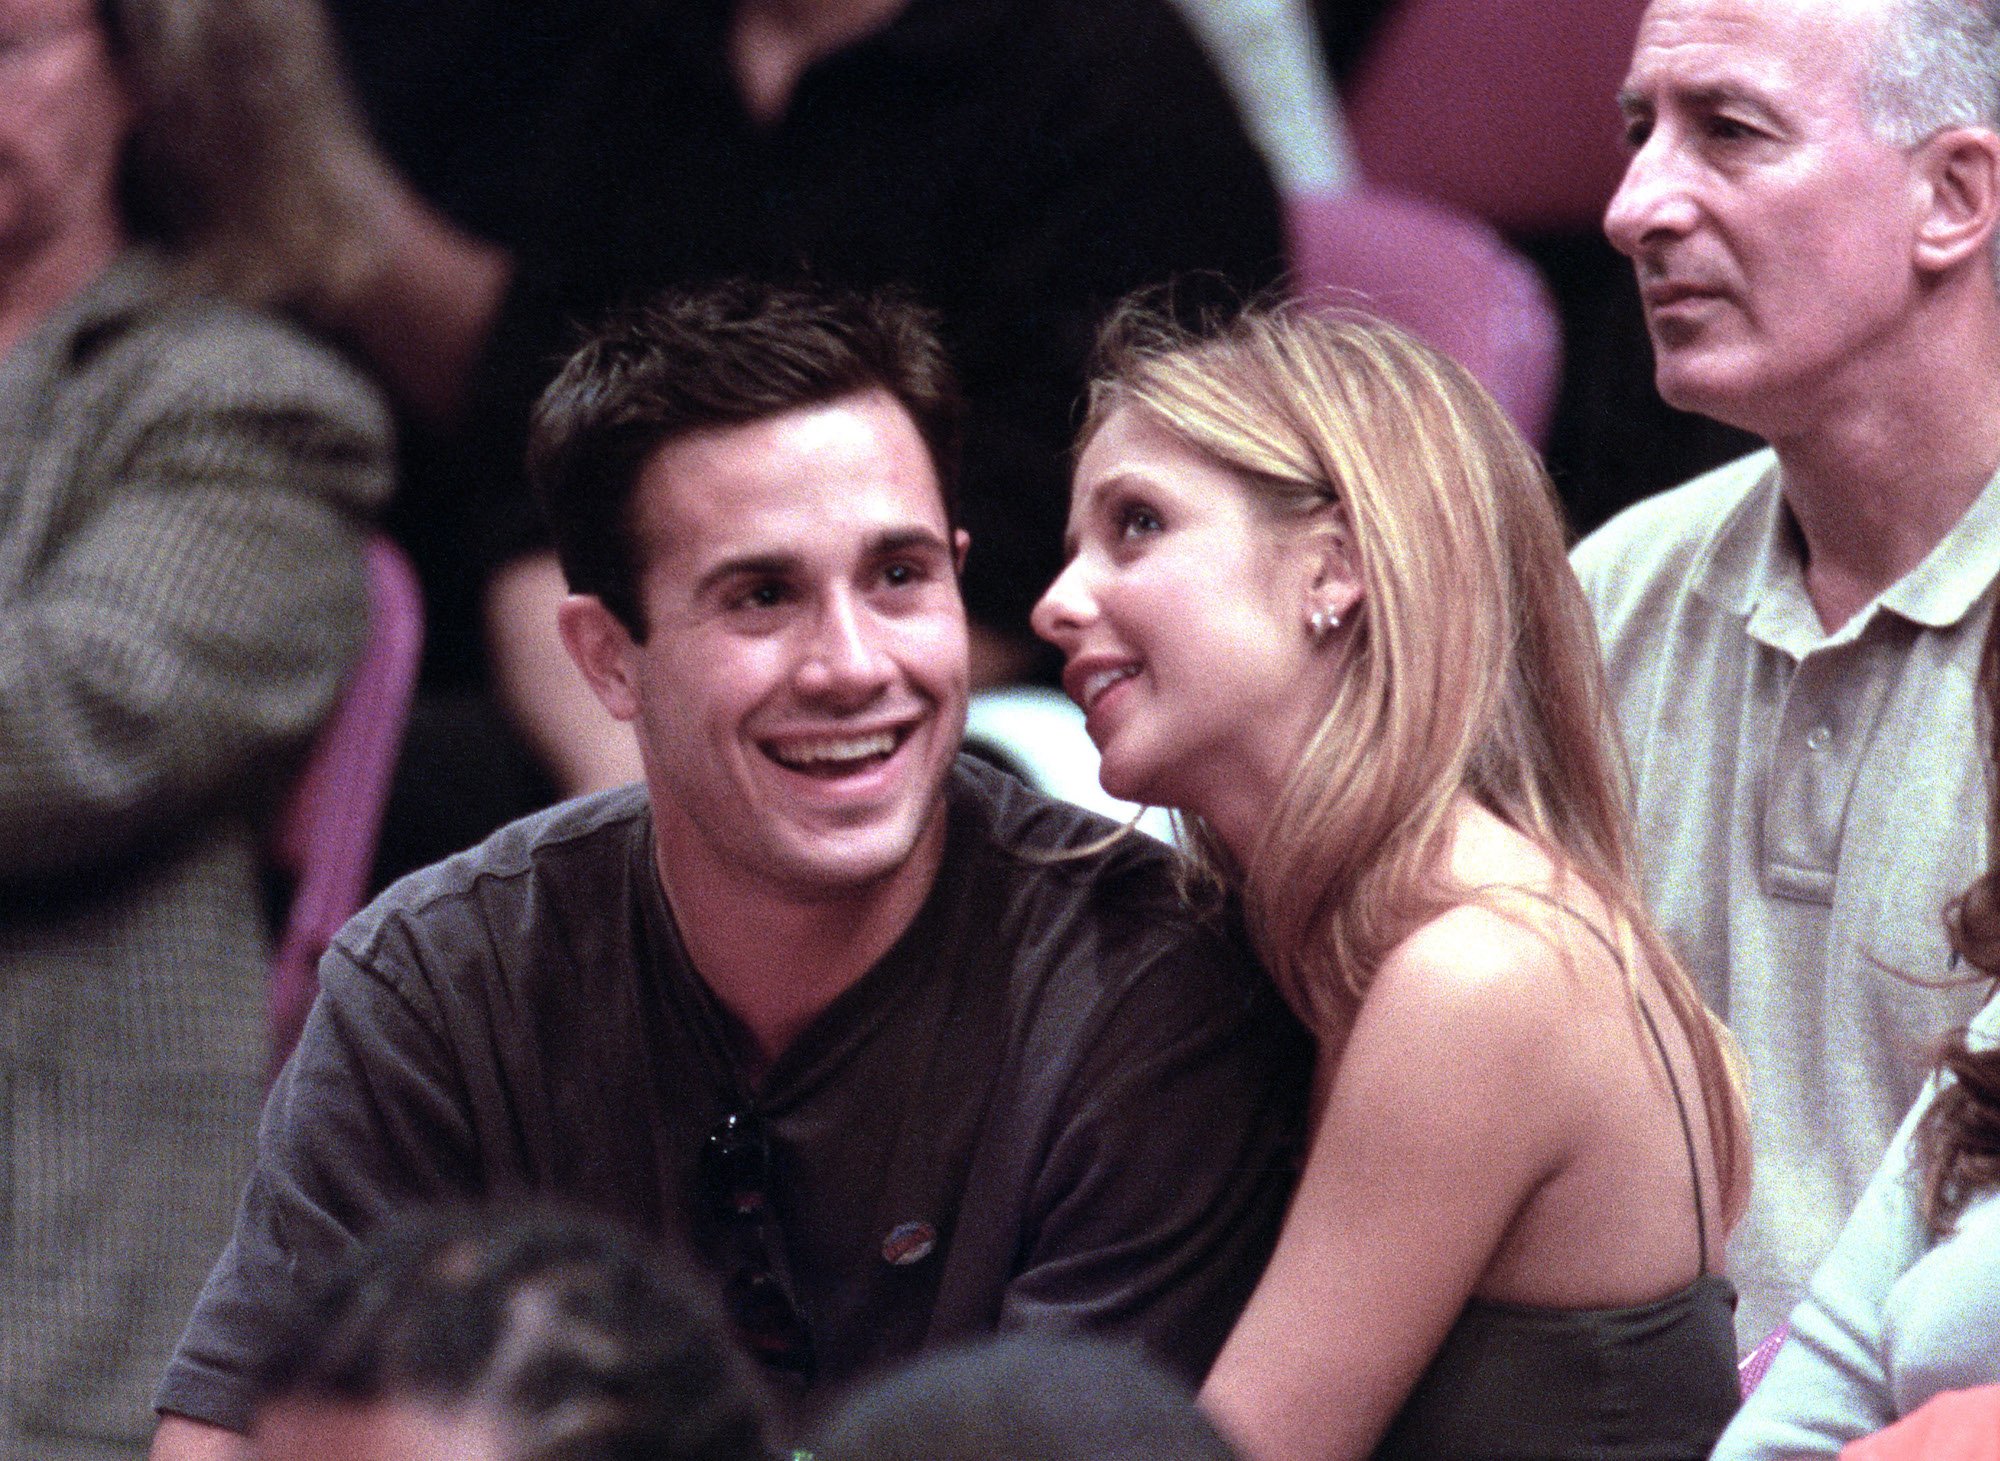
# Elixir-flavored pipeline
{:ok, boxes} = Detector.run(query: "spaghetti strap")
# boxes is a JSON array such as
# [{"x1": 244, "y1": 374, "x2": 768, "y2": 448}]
[
  {"x1": 1461, "y1": 881, "x2": 1712, "y2": 1263},
  {"x1": 1635, "y1": 996, "x2": 1710, "y2": 1266}
]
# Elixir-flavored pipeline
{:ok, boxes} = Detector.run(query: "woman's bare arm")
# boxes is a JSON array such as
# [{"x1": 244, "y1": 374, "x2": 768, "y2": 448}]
[{"x1": 1200, "y1": 906, "x2": 1585, "y2": 1461}]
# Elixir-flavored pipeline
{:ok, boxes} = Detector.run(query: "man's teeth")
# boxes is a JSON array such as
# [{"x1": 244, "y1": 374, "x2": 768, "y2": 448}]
[
  {"x1": 770, "y1": 730, "x2": 897, "y2": 768},
  {"x1": 1084, "y1": 666, "x2": 1138, "y2": 707}
]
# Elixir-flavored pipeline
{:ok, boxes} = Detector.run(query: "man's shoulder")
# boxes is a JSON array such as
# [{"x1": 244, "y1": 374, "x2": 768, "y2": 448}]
[
  {"x1": 943, "y1": 757, "x2": 1266, "y2": 1007},
  {"x1": 336, "y1": 786, "x2": 651, "y2": 967},
  {"x1": 1571, "y1": 449, "x2": 1776, "y2": 637},
  {"x1": 1572, "y1": 449, "x2": 1775, "y2": 588},
  {"x1": 946, "y1": 755, "x2": 1184, "y2": 910}
]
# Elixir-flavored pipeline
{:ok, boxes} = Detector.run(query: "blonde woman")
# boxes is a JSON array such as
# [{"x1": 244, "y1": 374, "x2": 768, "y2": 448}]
[{"x1": 1032, "y1": 304, "x2": 1751, "y2": 1461}]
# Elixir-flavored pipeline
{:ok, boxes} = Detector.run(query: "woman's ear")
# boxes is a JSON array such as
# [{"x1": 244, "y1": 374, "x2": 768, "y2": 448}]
[{"x1": 1302, "y1": 507, "x2": 1364, "y2": 635}]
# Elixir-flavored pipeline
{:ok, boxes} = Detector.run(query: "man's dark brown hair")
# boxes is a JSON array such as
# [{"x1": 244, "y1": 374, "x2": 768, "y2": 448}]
[{"x1": 528, "y1": 278, "x2": 964, "y2": 638}]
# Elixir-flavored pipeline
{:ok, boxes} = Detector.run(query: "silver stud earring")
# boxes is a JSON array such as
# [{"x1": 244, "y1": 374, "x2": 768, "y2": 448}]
[{"x1": 1309, "y1": 607, "x2": 1339, "y2": 640}]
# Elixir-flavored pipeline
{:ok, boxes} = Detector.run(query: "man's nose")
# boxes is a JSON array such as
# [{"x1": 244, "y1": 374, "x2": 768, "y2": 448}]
[
  {"x1": 795, "y1": 590, "x2": 893, "y2": 701},
  {"x1": 1604, "y1": 129, "x2": 1697, "y2": 259}
]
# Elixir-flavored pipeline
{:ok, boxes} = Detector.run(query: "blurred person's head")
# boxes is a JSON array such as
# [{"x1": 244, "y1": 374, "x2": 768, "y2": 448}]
[
  {"x1": 247, "y1": 1205, "x2": 776, "y2": 1461},
  {"x1": 0, "y1": 0, "x2": 378, "y2": 313},
  {"x1": 810, "y1": 1334, "x2": 1241, "y2": 1461},
  {"x1": 1604, "y1": 0, "x2": 2000, "y2": 438}
]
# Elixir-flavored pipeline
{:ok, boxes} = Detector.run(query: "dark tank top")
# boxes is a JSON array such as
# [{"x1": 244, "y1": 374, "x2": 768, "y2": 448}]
[{"x1": 1372, "y1": 1001, "x2": 1740, "y2": 1460}]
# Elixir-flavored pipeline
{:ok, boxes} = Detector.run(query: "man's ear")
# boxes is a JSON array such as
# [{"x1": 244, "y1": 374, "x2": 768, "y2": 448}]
[
  {"x1": 953, "y1": 527, "x2": 971, "y2": 576},
  {"x1": 556, "y1": 595, "x2": 644, "y2": 722},
  {"x1": 1913, "y1": 126, "x2": 2000, "y2": 276}
]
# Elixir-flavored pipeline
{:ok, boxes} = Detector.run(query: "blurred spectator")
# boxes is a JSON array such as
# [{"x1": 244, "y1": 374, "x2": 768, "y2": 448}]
[
  {"x1": 0, "y1": 0, "x2": 392, "y2": 1455},
  {"x1": 247, "y1": 1205, "x2": 775, "y2": 1461},
  {"x1": 810, "y1": 1334, "x2": 1240, "y2": 1461}
]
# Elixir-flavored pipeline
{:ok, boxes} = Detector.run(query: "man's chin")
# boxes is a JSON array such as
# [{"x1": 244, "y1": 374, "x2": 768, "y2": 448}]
[
  {"x1": 767, "y1": 804, "x2": 949, "y2": 903},
  {"x1": 1652, "y1": 356, "x2": 1766, "y2": 435}
]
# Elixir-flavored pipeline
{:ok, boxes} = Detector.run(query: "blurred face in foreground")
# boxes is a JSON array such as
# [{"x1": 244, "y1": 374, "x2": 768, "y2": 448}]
[{"x1": 252, "y1": 1399, "x2": 505, "y2": 1461}]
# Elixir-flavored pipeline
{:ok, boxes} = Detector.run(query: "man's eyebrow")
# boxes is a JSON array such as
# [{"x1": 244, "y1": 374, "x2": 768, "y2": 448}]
[
  {"x1": 693, "y1": 551, "x2": 800, "y2": 596},
  {"x1": 1621, "y1": 80, "x2": 1771, "y2": 118},
  {"x1": 869, "y1": 526, "x2": 954, "y2": 559}
]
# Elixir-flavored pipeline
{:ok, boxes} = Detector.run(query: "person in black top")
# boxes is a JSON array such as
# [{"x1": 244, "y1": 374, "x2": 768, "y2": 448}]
[{"x1": 150, "y1": 280, "x2": 1307, "y2": 1461}]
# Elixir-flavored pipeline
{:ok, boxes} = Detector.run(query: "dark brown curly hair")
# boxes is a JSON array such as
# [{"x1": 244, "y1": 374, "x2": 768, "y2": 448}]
[{"x1": 1915, "y1": 599, "x2": 2000, "y2": 1233}]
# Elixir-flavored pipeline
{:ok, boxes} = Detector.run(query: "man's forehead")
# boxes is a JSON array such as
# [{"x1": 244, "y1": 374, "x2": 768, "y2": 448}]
[
  {"x1": 632, "y1": 398, "x2": 951, "y2": 579},
  {"x1": 1623, "y1": 0, "x2": 1887, "y2": 101}
]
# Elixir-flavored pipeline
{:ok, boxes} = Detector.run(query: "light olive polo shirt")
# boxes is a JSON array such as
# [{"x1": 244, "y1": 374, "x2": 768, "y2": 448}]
[{"x1": 1574, "y1": 450, "x2": 2000, "y2": 1351}]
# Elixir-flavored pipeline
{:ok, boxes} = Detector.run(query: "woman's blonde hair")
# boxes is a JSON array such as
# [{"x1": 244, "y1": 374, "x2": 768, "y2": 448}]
[
  {"x1": 1083, "y1": 300, "x2": 1749, "y2": 1222},
  {"x1": 106, "y1": 0, "x2": 382, "y2": 311}
]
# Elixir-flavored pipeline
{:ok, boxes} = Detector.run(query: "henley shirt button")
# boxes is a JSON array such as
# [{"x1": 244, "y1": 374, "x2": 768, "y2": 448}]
[
  {"x1": 881, "y1": 1220, "x2": 937, "y2": 1266},
  {"x1": 1806, "y1": 724, "x2": 1832, "y2": 752}
]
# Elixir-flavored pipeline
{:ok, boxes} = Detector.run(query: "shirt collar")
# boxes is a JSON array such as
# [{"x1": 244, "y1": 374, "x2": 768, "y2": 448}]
[{"x1": 1689, "y1": 450, "x2": 2000, "y2": 651}]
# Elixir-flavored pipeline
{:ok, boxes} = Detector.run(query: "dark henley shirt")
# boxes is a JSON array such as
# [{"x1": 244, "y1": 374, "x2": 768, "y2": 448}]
[{"x1": 157, "y1": 759, "x2": 1309, "y2": 1431}]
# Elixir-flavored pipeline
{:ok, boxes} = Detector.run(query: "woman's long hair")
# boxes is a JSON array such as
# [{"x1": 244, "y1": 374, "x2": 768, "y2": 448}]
[
  {"x1": 1082, "y1": 301, "x2": 1750, "y2": 1223},
  {"x1": 105, "y1": 0, "x2": 382, "y2": 311},
  {"x1": 1914, "y1": 602, "x2": 2000, "y2": 1233}
]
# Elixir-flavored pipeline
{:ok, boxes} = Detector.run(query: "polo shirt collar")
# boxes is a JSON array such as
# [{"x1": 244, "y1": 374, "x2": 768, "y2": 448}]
[
  {"x1": 1879, "y1": 463, "x2": 2000, "y2": 629},
  {"x1": 1690, "y1": 452, "x2": 2000, "y2": 651}
]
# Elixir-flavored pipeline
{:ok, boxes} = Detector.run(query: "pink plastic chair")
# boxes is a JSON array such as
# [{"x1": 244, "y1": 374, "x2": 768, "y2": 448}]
[
  {"x1": 267, "y1": 534, "x2": 424, "y2": 1075},
  {"x1": 1738, "y1": 1321, "x2": 1790, "y2": 1398},
  {"x1": 1343, "y1": 0, "x2": 1650, "y2": 236},
  {"x1": 1285, "y1": 185, "x2": 1564, "y2": 446}
]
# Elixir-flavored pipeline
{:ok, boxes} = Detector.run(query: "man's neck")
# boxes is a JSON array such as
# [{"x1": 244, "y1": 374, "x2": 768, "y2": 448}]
[
  {"x1": 0, "y1": 226, "x2": 124, "y2": 363},
  {"x1": 654, "y1": 814, "x2": 947, "y2": 1071},
  {"x1": 729, "y1": 0, "x2": 910, "y2": 124},
  {"x1": 1766, "y1": 319, "x2": 2000, "y2": 633}
]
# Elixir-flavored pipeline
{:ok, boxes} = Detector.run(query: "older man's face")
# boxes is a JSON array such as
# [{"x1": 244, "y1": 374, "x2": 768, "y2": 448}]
[
  {"x1": 1604, "y1": 0, "x2": 1927, "y2": 437},
  {"x1": 0, "y1": 0, "x2": 129, "y2": 276}
]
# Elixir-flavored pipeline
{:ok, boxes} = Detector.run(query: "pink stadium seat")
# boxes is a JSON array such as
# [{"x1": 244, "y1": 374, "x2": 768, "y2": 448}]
[
  {"x1": 267, "y1": 534, "x2": 423, "y2": 1075},
  {"x1": 1342, "y1": 0, "x2": 1650, "y2": 236},
  {"x1": 1286, "y1": 185, "x2": 1563, "y2": 445}
]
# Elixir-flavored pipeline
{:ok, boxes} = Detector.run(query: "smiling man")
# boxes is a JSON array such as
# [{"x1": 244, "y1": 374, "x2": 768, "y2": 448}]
[
  {"x1": 1573, "y1": 0, "x2": 2000, "y2": 1348},
  {"x1": 148, "y1": 281, "x2": 1307, "y2": 1461}
]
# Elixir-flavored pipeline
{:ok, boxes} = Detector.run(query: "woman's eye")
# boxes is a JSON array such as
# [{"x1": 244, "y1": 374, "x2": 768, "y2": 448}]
[{"x1": 1117, "y1": 503, "x2": 1162, "y2": 539}]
